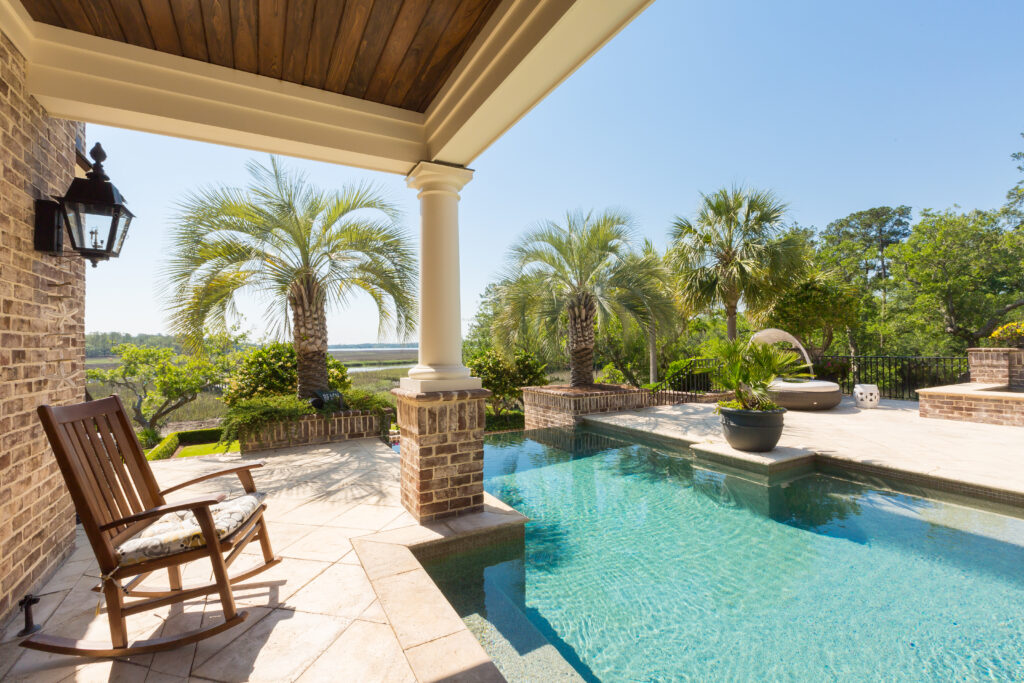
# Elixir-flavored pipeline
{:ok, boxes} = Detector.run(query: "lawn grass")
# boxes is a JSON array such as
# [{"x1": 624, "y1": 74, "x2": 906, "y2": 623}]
[{"x1": 177, "y1": 441, "x2": 239, "y2": 457}]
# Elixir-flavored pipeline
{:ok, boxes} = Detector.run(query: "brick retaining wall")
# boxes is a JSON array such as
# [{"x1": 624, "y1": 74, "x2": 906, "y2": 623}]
[
  {"x1": 968, "y1": 348, "x2": 1024, "y2": 389},
  {"x1": 919, "y1": 390, "x2": 1024, "y2": 427},
  {"x1": 0, "y1": 31, "x2": 84, "y2": 622},
  {"x1": 239, "y1": 411, "x2": 380, "y2": 453},
  {"x1": 523, "y1": 385, "x2": 730, "y2": 429}
]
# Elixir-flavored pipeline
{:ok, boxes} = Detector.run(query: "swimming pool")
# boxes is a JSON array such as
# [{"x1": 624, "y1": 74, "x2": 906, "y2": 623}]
[{"x1": 424, "y1": 427, "x2": 1024, "y2": 681}]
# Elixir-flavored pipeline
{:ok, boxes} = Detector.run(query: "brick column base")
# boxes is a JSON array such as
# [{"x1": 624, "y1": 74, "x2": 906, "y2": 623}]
[{"x1": 392, "y1": 388, "x2": 490, "y2": 522}]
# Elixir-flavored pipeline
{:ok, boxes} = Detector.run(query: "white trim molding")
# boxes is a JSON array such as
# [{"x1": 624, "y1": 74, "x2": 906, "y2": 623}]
[{"x1": 2, "y1": 0, "x2": 651, "y2": 175}]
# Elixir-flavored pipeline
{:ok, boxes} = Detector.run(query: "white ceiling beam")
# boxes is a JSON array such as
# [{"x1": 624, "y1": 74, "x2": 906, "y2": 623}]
[
  {"x1": 3, "y1": 0, "x2": 652, "y2": 175},
  {"x1": 425, "y1": 0, "x2": 654, "y2": 166},
  {"x1": 20, "y1": 20, "x2": 427, "y2": 174}
]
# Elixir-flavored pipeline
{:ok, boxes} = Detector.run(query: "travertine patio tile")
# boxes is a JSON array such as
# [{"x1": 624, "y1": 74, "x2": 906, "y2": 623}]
[
  {"x1": 273, "y1": 500, "x2": 357, "y2": 526},
  {"x1": 70, "y1": 659, "x2": 150, "y2": 682},
  {"x1": 372, "y1": 569, "x2": 466, "y2": 649},
  {"x1": 403, "y1": 629, "x2": 503, "y2": 683},
  {"x1": 297, "y1": 620, "x2": 414, "y2": 683},
  {"x1": 285, "y1": 563, "x2": 376, "y2": 618},
  {"x1": 279, "y1": 525, "x2": 364, "y2": 562},
  {"x1": 240, "y1": 522, "x2": 317, "y2": 556},
  {"x1": 351, "y1": 540, "x2": 420, "y2": 580},
  {"x1": 192, "y1": 607, "x2": 274, "y2": 668},
  {"x1": 191, "y1": 608, "x2": 349, "y2": 682},
  {"x1": 380, "y1": 509, "x2": 418, "y2": 530},
  {"x1": 358, "y1": 599, "x2": 388, "y2": 624},
  {"x1": 8, "y1": 437, "x2": 520, "y2": 681},
  {"x1": 229, "y1": 558, "x2": 330, "y2": 609},
  {"x1": 330, "y1": 504, "x2": 406, "y2": 530}
]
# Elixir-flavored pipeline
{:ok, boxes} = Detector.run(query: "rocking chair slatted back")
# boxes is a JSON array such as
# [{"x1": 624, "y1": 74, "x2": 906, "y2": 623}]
[{"x1": 37, "y1": 395, "x2": 164, "y2": 569}]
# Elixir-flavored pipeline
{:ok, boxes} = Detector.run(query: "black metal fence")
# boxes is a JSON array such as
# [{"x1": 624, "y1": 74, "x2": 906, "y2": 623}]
[
  {"x1": 648, "y1": 357, "x2": 725, "y2": 405},
  {"x1": 817, "y1": 355, "x2": 969, "y2": 401},
  {"x1": 645, "y1": 354, "x2": 969, "y2": 405}
]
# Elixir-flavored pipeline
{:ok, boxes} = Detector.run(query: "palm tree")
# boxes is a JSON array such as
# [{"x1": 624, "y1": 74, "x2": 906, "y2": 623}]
[
  {"x1": 164, "y1": 157, "x2": 416, "y2": 398},
  {"x1": 668, "y1": 186, "x2": 805, "y2": 340},
  {"x1": 493, "y1": 210, "x2": 673, "y2": 387},
  {"x1": 617, "y1": 240, "x2": 679, "y2": 384}
]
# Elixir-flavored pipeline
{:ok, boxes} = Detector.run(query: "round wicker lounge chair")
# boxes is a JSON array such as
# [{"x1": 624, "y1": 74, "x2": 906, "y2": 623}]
[{"x1": 768, "y1": 379, "x2": 842, "y2": 411}]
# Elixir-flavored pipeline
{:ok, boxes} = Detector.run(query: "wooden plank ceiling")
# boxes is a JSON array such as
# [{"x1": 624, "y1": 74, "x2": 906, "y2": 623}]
[{"x1": 19, "y1": 0, "x2": 504, "y2": 113}]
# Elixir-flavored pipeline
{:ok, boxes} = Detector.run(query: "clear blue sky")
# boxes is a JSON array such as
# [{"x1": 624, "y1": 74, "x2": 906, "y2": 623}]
[{"x1": 84, "y1": 0, "x2": 1024, "y2": 343}]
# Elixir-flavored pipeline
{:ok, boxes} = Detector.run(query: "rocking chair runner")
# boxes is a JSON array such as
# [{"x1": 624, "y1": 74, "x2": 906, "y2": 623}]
[{"x1": 23, "y1": 395, "x2": 281, "y2": 657}]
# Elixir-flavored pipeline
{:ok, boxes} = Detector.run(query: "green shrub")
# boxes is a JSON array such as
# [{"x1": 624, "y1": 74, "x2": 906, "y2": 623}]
[
  {"x1": 596, "y1": 363, "x2": 626, "y2": 384},
  {"x1": 219, "y1": 394, "x2": 315, "y2": 445},
  {"x1": 222, "y1": 342, "x2": 351, "y2": 406},
  {"x1": 147, "y1": 432, "x2": 179, "y2": 460},
  {"x1": 344, "y1": 388, "x2": 395, "y2": 439},
  {"x1": 137, "y1": 427, "x2": 162, "y2": 449},
  {"x1": 485, "y1": 408, "x2": 524, "y2": 432},
  {"x1": 467, "y1": 350, "x2": 547, "y2": 416},
  {"x1": 176, "y1": 427, "x2": 223, "y2": 445}
]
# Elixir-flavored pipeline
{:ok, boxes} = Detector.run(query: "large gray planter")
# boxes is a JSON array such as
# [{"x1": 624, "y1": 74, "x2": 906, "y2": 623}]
[{"x1": 719, "y1": 406, "x2": 786, "y2": 452}]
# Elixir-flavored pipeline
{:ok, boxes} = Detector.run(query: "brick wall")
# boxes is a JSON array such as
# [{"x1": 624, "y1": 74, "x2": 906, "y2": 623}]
[
  {"x1": 239, "y1": 410, "x2": 381, "y2": 453},
  {"x1": 523, "y1": 385, "x2": 654, "y2": 429},
  {"x1": 522, "y1": 385, "x2": 730, "y2": 430},
  {"x1": 392, "y1": 388, "x2": 488, "y2": 521},
  {"x1": 968, "y1": 348, "x2": 1024, "y2": 388},
  {"x1": 919, "y1": 390, "x2": 1024, "y2": 427},
  {"x1": 0, "y1": 31, "x2": 85, "y2": 621}
]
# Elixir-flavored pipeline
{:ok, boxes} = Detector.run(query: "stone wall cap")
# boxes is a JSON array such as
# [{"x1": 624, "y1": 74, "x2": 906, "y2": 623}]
[
  {"x1": 918, "y1": 383, "x2": 1024, "y2": 400},
  {"x1": 522, "y1": 384, "x2": 645, "y2": 397},
  {"x1": 391, "y1": 387, "x2": 492, "y2": 401}
]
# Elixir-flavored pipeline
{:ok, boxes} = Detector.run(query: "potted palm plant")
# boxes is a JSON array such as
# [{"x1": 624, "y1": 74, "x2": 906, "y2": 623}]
[{"x1": 711, "y1": 338, "x2": 810, "y2": 452}]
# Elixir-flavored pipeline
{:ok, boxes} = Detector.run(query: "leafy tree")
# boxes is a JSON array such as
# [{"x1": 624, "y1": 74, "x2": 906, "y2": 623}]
[
  {"x1": 888, "y1": 208, "x2": 1024, "y2": 349},
  {"x1": 819, "y1": 206, "x2": 911, "y2": 352},
  {"x1": 466, "y1": 350, "x2": 548, "y2": 416},
  {"x1": 493, "y1": 210, "x2": 673, "y2": 386},
  {"x1": 766, "y1": 272, "x2": 860, "y2": 361},
  {"x1": 164, "y1": 157, "x2": 415, "y2": 398},
  {"x1": 86, "y1": 332, "x2": 183, "y2": 357},
  {"x1": 222, "y1": 342, "x2": 351, "y2": 406},
  {"x1": 668, "y1": 186, "x2": 806, "y2": 340},
  {"x1": 87, "y1": 340, "x2": 236, "y2": 434},
  {"x1": 1005, "y1": 132, "x2": 1024, "y2": 228}
]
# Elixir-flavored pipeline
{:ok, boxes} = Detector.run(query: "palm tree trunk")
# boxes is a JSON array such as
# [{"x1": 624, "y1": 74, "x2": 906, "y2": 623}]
[
  {"x1": 567, "y1": 293, "x2": 597, "y2": 387},
  {"x1": 290, "y1": 284, "x2": 330, "y2": 399},
  {"x1": 648, "y1": 329, "x2": 658, "y2": 384},
  {"x1": 726, "y1": 303, "x2": 738, "y2": 340}
]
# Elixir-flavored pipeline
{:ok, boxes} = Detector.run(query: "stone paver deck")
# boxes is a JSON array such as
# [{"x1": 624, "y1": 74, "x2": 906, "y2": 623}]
[
  {"x1": 1, "y1": 438, "x2": 524, "y2": 682},
  {"x1": 586, "y1": 397, "x2": 1024, "y2": 503}
]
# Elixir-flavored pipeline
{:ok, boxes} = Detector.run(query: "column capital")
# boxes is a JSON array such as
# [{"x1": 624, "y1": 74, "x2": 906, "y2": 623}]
[{"x1": 406, "y1": 161, "x2": 473, "y2": 194}]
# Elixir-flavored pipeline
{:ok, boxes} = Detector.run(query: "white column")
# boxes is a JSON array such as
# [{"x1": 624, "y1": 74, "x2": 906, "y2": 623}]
[{"x1": 400, "y1": 161, "x2": 481, "y2": 392}]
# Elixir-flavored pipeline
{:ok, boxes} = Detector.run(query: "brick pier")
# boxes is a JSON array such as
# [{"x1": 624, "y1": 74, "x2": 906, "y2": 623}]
[{"x1": 392, "y1": 388, "x2": 489, "y2": 521}]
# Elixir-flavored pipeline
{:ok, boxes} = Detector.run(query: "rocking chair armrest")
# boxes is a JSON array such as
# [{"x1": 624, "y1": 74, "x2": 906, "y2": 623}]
[
  {"x1": 159, "y1": 462, "x2": 266, "y2": 496},
  {"x1": 99, "y1": 494, "x2": 227, "y2": 531}
]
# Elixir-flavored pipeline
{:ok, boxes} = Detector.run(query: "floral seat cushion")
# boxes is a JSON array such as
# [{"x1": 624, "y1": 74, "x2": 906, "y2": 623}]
[{"x1": 116, "y1": 492, "x2": 267, "y2": 566}]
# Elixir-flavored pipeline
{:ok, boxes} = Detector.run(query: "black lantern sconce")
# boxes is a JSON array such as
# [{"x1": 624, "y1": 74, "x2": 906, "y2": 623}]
[{"x1": 35, "y1": 143, "x2": 134, "y2": 267}]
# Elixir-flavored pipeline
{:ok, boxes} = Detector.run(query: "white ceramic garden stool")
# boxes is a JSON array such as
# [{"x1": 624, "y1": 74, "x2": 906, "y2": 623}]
[{"x1": 853, "y1": 384, "x2": 880, "y2": 409}]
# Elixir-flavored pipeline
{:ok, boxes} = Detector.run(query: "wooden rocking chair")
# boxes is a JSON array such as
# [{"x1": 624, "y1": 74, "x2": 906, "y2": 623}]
[{"x1": 23, "y1": 395, "x2": 281, "y2": 657}]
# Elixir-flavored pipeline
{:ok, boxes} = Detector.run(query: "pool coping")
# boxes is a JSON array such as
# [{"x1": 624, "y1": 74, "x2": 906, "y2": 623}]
[
  {"x1": 583, "y1": 416, "x2": 1024, "y2": 510},
  {"x1": 352, "y1": 492, "x2": 527, "y2": 682}
]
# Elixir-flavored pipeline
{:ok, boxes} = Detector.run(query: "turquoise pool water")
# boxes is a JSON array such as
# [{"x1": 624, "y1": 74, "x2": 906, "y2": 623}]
[{"x1": 424, "y1": 427, "x2": 1024, "y2": 682}]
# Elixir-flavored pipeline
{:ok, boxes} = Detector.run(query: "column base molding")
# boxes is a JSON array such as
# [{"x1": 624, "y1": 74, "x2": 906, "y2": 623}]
[{"x1": 399, "y1": 376, "x2": 482, "y2": 392}]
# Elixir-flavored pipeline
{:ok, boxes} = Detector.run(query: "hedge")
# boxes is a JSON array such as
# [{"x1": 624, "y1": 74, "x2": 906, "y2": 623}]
[
  {"x1": 145, "y1": 427, "x2": 223, "y2": 460},
  {"x1": 176, "y1": 427, "x2": 223, "y2": 445},
  {"x1": 146, "y1": 432, "x2": 179, "y2": 461}
]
